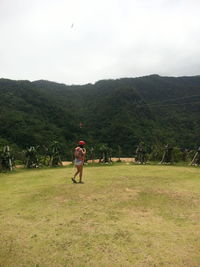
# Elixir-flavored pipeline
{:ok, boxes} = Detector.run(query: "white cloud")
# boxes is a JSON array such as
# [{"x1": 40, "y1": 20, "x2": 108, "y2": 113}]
[{"x1": 0, "y1": 0, "x2": 200, "y2": 84}]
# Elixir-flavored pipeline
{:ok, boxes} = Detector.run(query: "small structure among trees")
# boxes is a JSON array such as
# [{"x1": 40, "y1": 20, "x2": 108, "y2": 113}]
[
  {"x1": 160, "y1": 144, "x2": 174, "y2": 164},
  {"x1": 0, "y1": 146, "x2": 13, "y2": 171},
  {"x1": 181, "y1": 148, "x2": 190, "y2": 162},
  {"x1": 99, "y1": 144, "x2": 112, "y2": 163},
  {"x1": 135, "y1": 142, "x2": 147, "y2": 164},
  {"x1": 25, "y1": 146, "x2": 39, "y2": 168},
  {"x1": 48, "y1": 141, "x2": 62, "y2": 167},
  {"x1": 89, "y1": 147, "x2": 95, "y2": 163},
  {"x1": 117, "y1": 145, "x2": 122, "y2": 162},
  {"x1": 190, "y1": 146, "x2": 200, "y2": 166}
]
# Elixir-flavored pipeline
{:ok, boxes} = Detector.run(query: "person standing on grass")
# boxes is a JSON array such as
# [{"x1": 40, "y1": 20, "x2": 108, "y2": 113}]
[{"x1": 71, "y1": 141, "x2": 86, "y2": 184}]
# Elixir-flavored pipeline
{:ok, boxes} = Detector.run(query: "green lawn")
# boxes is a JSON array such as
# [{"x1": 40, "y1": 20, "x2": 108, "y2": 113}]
[{"x1": 0, "y1": 164, "x2": 200, "y2": 267}]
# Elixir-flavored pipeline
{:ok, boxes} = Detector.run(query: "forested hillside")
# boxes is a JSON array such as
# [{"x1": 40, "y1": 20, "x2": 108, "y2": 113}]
[{"x1": 0, "y1": 75, "x2": 200, "y2": 155}]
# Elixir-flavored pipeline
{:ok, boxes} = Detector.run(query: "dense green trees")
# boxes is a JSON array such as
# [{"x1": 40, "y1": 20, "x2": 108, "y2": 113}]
[{"x1": 0, "y1": 75, "x2": 200, "y2": 157}]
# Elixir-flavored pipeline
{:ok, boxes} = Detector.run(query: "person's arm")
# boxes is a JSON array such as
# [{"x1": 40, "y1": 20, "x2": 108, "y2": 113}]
[
  {"x1": 74, "y1": 147, "x2": 80, "y2": 158},
  {"x1": 82, "y1": 148, "x2": 86, "y2": 161}
]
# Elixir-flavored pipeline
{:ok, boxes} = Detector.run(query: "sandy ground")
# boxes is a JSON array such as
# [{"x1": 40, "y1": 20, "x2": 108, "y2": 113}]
[
  {"x1": 15, "y1": 158, "x2": 135, "y2": 168},
  {"x1": 62, "y1": 158, "x2": 135, "y2": 166}
]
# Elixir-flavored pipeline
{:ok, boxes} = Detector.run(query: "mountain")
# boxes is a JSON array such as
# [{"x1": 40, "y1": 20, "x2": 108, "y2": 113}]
[
  {"x1": 0, "y1": 79, "x2": 79, "y2": 149},
  {"x1": 0, "y1": 75, "x2": 200, "y2": 156}
]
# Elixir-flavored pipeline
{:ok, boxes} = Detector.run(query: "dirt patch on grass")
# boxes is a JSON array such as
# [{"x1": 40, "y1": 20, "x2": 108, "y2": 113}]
[
  {"x1": 155, "y1": 189, "x2": 200, "y2": 202},
  {"x1": 62, "y1": 161, "x2": 73, "y2": 166},
  {"x1": 15, "y1": 158, "x2": 135, "y2": 168},
  {"x1": 125, "y1": 188, "x2": 140, "y2": 197},
  {"x1": 15, "y1": 165, "x2": 24, "y2": 168},
  {"x1": 55, "y1": 195, "x2": 68, "y2": 203},
  {"x1": 87, "y1": 158, "x2": 135, "y2": 163},
  {"x1": 112, "y1": 158, "x2": 135, "y2": 162}
]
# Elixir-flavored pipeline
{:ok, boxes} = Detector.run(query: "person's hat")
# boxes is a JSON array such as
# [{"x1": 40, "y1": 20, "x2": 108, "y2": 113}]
[{"x1": 79, "y1": 140, "x2": 86, "y2": 145}]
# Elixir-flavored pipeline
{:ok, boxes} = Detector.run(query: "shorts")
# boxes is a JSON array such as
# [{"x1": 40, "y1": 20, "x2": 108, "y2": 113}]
[{"x1": 74, "y1": 158, "x2": 84, "y2": 166}]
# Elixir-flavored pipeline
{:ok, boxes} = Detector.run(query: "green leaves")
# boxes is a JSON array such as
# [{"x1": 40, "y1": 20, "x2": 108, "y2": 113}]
[{"x1": 0, "y1": 75, "x2": 200, "y2": 156}]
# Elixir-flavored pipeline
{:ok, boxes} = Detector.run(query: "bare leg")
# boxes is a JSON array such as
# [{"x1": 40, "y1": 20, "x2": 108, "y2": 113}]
[
  {"x1": 74, "y1": 166, "x2": 80, "y2": 179},
  {"x1": 71, "y1": 166, "x2": 80, "y2": 183},
  {"x1": 79, "y1": 165, "x2": 83, "y2": 183},
  {"x1": 72, "y1": 165, "x2": 84, "y2": 183}
]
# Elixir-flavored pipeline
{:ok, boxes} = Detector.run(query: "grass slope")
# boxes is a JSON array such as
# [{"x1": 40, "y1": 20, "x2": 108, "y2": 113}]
[{"x1": 0, "y1": 164, "x2": 200, "y2": 267}]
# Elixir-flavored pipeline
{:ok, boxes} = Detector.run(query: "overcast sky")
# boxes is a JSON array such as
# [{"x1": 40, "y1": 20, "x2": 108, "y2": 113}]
[{"x1": 0, "y1": 0, "x2": 200, "y2": 84}]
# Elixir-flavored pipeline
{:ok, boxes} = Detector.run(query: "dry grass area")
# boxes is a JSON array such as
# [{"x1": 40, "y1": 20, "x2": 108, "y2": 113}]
[
  {"x1": 0, "y1": 164, "x2": 200, "y2": 266},
  {"x1": 16, "y1": 158, "x2": 135, "y2": 168},
  {"x1": 62, "y1": 158, "x2": 135, "y2": 165}
]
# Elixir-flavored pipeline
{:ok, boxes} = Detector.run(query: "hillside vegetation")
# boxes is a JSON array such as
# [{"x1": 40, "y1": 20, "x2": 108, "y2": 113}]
[{"x1": 0, "y1": 75, "x2": 200, "y2": 155}]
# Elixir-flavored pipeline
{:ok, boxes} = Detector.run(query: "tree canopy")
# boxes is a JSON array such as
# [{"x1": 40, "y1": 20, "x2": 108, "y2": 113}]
[{"x1": 0, "y1": 75, "x2": 200, "y2": 156}]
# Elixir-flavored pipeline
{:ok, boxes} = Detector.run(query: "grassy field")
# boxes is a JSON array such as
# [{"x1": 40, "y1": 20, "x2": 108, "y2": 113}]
[{"x1": 0, "y1": 164, "x2": 200, "y2": 267}]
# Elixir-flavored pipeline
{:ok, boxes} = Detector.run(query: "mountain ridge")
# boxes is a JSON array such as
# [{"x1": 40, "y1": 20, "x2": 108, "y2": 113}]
[{"x1": 0, "y1": 75, "x2": 199, "y2": 155}]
